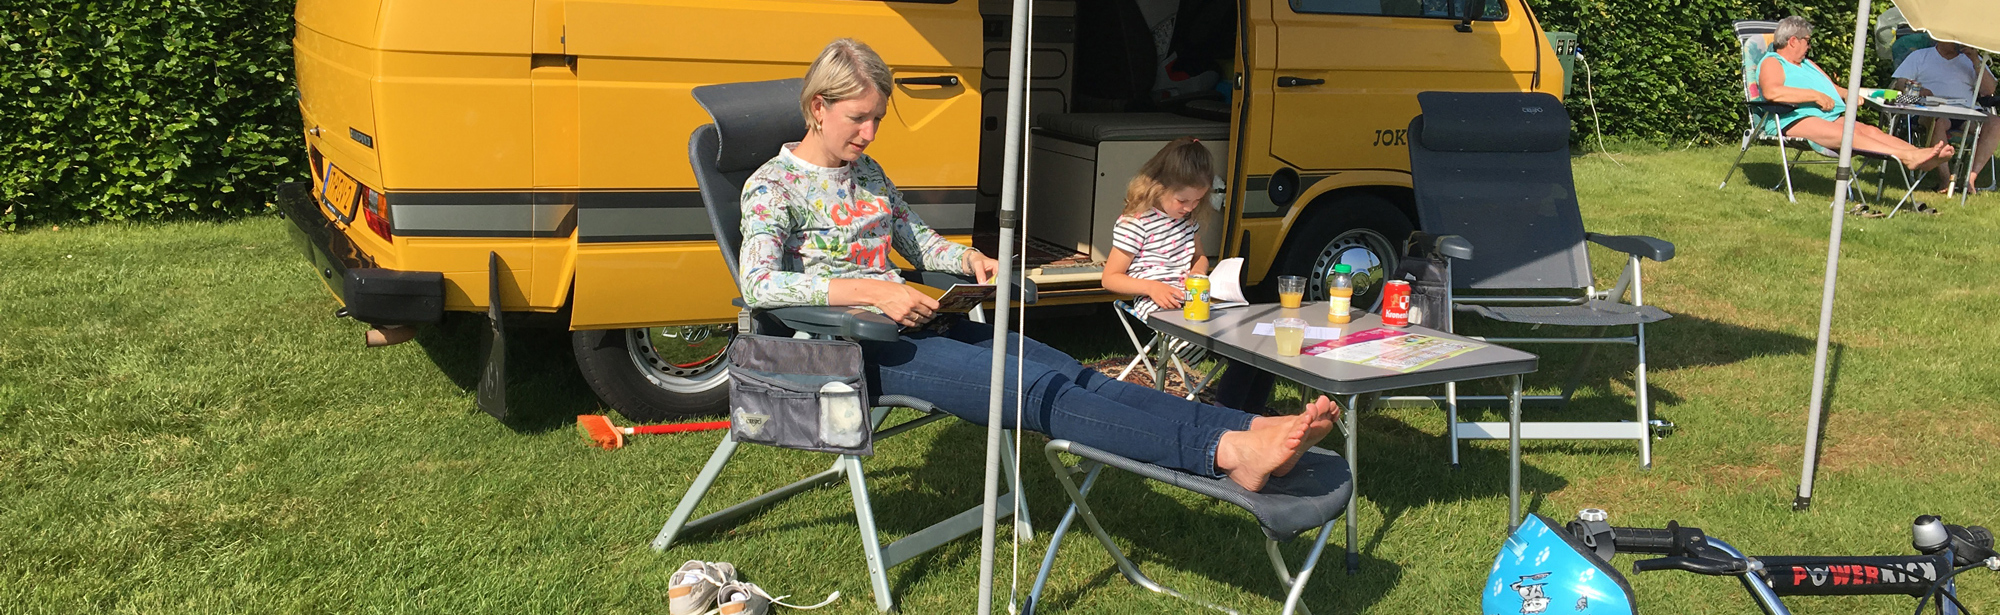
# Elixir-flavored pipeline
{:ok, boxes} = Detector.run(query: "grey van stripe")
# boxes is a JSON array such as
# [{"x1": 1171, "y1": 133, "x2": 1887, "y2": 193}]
[
  {"x1": 577, "y1": 207, "x2": 714, "y2": 243},
  {"x1": 389, "y1": 193, "x2": 576, "y2": 237}
]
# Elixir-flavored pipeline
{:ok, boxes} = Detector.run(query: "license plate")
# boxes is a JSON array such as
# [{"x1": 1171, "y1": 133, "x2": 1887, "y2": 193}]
[{"x1": 321, "y1": 165, "x2": 360, "y2": 223}]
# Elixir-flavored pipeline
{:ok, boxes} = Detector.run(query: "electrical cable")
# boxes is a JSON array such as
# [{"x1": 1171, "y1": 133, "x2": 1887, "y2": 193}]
[{"x1": 1577, "y1": 51, "x2": 1623, "y2": 167}]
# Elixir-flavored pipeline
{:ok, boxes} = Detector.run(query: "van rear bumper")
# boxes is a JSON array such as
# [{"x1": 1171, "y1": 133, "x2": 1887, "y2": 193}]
[{"x1": 277, "y1": 182, "x2": 444, "y2": 326}]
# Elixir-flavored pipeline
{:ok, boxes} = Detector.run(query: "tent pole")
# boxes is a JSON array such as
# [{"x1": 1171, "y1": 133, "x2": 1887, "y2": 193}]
[
  {"x1": 1796, "y1": 0, "x2": 1872, "y2": 512},
  {"x1": 979, "y1": 0, "x2": 1032, "y2": 610}
]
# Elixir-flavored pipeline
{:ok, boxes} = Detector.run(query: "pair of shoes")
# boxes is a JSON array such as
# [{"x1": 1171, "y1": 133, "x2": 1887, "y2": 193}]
[
  {"x1": 1911, "y1": 202, "x2": 1943, "y2": 216},
  {"x1": 670, "y1": 560, "x2": 739, "y2": 615},
  {"x1": 1846, "y1": 204, "x2": 1888, "y2": 218},
  {"x1": 669, "y1": 560, "x2": 841, "y2": 615}
]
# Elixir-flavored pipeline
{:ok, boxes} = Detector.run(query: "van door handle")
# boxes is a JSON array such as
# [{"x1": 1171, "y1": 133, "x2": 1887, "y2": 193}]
[
  {"x1": 1276, "y1": 76, "x2": 1324, "y2": 88},
  {"x1": 894, "y1": 75, "x2": 961, "y2": 87}
]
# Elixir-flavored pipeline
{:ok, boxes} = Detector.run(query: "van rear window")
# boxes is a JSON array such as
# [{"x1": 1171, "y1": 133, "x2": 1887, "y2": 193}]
[{"x1": 1290, "y1": 0, "x2": 1507, "y2": 20}]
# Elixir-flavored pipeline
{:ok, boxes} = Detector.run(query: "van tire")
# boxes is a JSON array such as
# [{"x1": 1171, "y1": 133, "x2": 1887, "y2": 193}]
[
  {"x1": 571, "y1": 326, "x2": 734, "y2": 422},
  {"x1": 1273, "y1": 193, "x2": 1414, "y2": 308}
]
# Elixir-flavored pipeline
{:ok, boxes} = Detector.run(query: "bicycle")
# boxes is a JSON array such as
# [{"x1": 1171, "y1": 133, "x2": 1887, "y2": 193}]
[{"x1": 1485, "y1": 509, "x2": 2000, "y2": 615}]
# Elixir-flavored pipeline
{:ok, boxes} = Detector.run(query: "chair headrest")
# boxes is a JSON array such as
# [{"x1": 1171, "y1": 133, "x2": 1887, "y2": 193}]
[
  {"x1": 1733, "y1": 20, "x2": 1778, "y2": 37},
  {"x1": 691, "y1": 78, "x2": 808, "y2": 173},
  {"x1": 1413, "y1": 91, "x2": 1570, "y2": 153}
]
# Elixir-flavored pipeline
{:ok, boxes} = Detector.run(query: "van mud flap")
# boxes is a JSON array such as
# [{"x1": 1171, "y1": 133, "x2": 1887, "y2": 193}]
[{"x1": 477, "y1": 251, "x2": 509, "y2": 420}]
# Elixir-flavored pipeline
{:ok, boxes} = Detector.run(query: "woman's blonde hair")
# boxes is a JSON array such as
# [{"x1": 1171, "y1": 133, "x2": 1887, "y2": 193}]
[
  {"x1": 800, "y1": 38, "x2": 894, "y2": 132},
  {"x1": 1122, "y1": 137, "x2": 1214, "y2": 221}
]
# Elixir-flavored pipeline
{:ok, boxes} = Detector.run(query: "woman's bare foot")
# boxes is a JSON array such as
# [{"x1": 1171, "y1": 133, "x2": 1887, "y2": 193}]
[
  {"x1": 1275, "y1": 396, "x2": 1340, "y2": 477},
  {"x1": 1911, "y1": 143, "x2": 1956, "y2": 172},
  {"x1": 1216, "y1": 414, "x2": 1311, "y2": 492}
]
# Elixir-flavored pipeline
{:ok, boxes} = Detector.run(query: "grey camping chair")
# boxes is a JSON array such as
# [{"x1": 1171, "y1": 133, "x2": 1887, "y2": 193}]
[
  {"x1": 651, "y1": 78, "x2": 1036, "y2": 613},
  {"x1": 1024, "y1": 442, "x2": 1353, "y2": 615},
  {"x1": 1402, "y1": 91, "x2": 1674, "y2": 469}
]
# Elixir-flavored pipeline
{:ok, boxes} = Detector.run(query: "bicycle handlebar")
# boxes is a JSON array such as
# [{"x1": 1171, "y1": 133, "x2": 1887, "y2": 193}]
[
  {"x1": 1609, "y1": 527, "x2": 1678, "y2": 555},
  {"x1": 1631, "y1": 556, "x2": 1749, "y2": 576}
]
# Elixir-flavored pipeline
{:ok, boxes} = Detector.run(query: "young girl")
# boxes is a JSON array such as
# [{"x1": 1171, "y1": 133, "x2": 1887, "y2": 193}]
[
  {"x1": 1102, "y1": 137, "x2": 1277, "y2": 413},
  {"x1": 1103, "y1": 137, "x2": 1212, "y2": 318}
]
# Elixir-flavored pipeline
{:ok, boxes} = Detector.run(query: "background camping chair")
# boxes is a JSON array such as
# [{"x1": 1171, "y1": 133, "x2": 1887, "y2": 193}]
[
  {"x1": 1401, "y1": 91, "x2": 1675, "y2": 469},
  {"x1": 1110, "y1": 300, "x2": 1218, "y2": 399},
  {"x1": 1719, "y1": 20, "x2": 1910, "y2": 207},
  {"x1": 652, "y1": 78, "x2": 1036, "y2": 613}
]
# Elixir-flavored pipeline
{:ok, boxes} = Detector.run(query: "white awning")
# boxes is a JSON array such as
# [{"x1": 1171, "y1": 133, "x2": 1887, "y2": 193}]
[{"x1": 1899, "y1": 0, "x2": 2000, "y2": 53}]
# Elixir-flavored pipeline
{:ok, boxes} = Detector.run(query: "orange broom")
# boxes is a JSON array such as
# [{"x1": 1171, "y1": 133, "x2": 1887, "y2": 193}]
[{"x1": 576, "y1": 415, "x2": 731, "y2": 450}]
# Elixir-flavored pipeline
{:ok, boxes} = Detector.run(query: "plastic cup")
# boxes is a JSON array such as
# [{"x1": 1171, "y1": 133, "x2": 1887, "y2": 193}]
[
  {"x1": 1277, "y1": 275, "x2": 1306, "y2": 308},
  {"x1": 1274, "y1": 317, "x2": 1308, "y2": 356}
]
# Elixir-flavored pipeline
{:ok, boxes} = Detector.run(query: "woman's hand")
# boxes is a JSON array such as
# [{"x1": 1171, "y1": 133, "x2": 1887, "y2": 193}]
[
  {"x1": 870, "y1": 280, "x2": 941, "y2": 327},
  {"x1": 1814, "y1": 92, "x2": 1837, "y2": 111},
  {"x1": 963, "y1": 251, "x2": 999, "y2": 284},
  {"x1": 1145, "y1": 281, "x2": 1185, "y2": 310}
]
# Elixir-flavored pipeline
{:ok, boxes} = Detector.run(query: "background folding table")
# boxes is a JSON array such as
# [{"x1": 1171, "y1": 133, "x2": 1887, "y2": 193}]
[
  {"x1": 1866, "y1": 96, "x2": 1991, "y2": 209},
  {"x1": 1149, "y1": 302, "x2": 1538, "y2": 572}
]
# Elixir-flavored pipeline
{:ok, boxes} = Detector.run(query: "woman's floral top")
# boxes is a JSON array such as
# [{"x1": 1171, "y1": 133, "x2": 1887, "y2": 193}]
[{"x1": 737, "y1": 144, "x2": 972, "y2": 308}]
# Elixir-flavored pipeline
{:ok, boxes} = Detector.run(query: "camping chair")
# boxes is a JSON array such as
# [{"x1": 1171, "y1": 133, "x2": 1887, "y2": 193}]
[
  {"x1": 1024, "y1": 443, "x2": 1353, "y2": 615},
  {"x1": 1110, "y1": 300, "x2": 1218, "y2": 399},
  {"x1": 1401, "y1": 91, "x2": 1674, "y2": 469},
  {"x1": 652, "y1": 78, "x2": 1035, "y2": 613},
  {"x1": 1719, "y1": 20, "x2": 1910, "y2": 207}
]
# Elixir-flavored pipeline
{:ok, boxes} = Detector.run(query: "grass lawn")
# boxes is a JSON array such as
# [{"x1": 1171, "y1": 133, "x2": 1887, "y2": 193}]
[{"x1": 4, "y1": 146, "x2": 1999, "y2": 614}]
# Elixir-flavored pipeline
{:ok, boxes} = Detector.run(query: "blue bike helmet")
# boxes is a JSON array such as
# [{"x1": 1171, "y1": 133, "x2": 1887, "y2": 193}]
[{"x1": 1484, "y1": 514, "x2": 1636, "y2": 615}]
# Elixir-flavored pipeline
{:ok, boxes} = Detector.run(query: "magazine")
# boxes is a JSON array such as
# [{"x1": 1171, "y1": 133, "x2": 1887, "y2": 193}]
[
  {"x1": 933, "y1": 284, "x2": 999, "y2": 312},
  {"x1": 1301, "y1": 328, "x2": 1483, "y2": 373}
]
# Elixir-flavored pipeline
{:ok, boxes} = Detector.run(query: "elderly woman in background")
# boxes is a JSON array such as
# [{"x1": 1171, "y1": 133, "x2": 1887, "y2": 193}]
[{"x1": 1758, "y1": 16, "x2": 1954, "y2": 171}]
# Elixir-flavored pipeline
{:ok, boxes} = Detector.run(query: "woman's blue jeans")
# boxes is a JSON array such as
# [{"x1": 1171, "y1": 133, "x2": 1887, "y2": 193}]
[{"x1": 859, "y1": 318, "x2": 1253, "y2": 477}]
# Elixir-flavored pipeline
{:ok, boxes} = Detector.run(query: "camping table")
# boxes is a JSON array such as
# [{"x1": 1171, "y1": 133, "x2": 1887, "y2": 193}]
[
  {"x1": 1149, "y1": 301, "x2": 1538, "y2": 573},
  {"x1": 1865, "y1": 97, "x2": 1991, "y2": 207}
]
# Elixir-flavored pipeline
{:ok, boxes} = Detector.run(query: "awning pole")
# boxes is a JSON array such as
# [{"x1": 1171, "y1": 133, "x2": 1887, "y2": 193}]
[
  {"x1": 1796, "y1": 0, "x2": 1873, "y2": 512},
  {"x1": 978, "y1": 0, "x2": 1032, "y2": 609}
]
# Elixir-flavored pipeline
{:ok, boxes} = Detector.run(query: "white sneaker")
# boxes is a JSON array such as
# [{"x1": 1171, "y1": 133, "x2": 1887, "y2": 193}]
[
  {"x1": 668, "y1": 560, "x2": 737, "y2": 615},
  {"x1": 717, "y1": 581, "x2": 840, "y2": 615}
]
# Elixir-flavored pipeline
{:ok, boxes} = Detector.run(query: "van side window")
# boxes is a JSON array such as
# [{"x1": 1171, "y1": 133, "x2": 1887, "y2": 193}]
[{"x1": 1290, "y1": 0, "x2": 1507, "y2": 20}]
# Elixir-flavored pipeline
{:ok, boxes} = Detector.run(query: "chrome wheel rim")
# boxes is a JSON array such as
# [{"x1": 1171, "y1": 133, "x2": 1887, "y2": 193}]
[
  {"x1": 1307, "y1": 228, "x2": 1398, "y2": 302},
  {"x1": 626, "y1": 324, "x2": 734, "y2": 394}
]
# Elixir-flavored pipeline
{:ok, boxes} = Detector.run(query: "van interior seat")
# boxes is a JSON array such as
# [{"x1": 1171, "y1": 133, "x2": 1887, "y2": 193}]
[{"x1": 1035, "y1": 112, "x2": 1229, "y2": 145}]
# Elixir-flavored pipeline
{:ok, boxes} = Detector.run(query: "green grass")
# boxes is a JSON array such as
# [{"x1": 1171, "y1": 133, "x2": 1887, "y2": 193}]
[{"x1": 3, "y1": 147, "x2": 1999, "y2": 614}]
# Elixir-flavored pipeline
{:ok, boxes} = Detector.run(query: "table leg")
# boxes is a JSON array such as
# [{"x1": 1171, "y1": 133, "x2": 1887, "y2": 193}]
[
  {"x1": 1155, "y1": 333, "x2": 1169, "y2": 392},
  {"x1": 1963, "y1": 119, "x2": 1983, "y2": 208},
  {"x1": 1343, "y1": 393, "x2": 1361, "y2": 575},
  {"x1": 1508, "y1": 374, "x2": 1523, "y2": 531}
]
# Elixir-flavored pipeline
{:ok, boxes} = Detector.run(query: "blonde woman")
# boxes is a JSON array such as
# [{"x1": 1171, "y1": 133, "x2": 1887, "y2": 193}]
[{"x1": 736, "y1": 38, "x2": 1335, "y2": 492}]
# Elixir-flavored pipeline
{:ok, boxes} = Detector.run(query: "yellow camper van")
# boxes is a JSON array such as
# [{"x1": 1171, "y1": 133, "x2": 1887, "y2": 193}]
[{"x1": 282, "y1": 0, "x2": 1563, "y2": 421}]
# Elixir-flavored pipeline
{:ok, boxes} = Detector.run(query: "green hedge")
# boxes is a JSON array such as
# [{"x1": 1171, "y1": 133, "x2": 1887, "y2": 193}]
[
  {"x1": 1534, "y1": 0, "x2": 1891, "y2": 144},
  {"x1": 0, "y1": 2, "x2": 301, "y2": 230},
  {"x1": 0, "y1": 1, "x2": 1899, "y2": 229}
]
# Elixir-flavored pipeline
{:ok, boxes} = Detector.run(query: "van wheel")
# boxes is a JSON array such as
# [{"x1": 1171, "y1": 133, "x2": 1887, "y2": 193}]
[
  {"x1": 1275, "y1": 194, "x2": 1414, "y2": 309},
  {"x1": 572, "y1": 324, "x2": 734, "y2": 422}
]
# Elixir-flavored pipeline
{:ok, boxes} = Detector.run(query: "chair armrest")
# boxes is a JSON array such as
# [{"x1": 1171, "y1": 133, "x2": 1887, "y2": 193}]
[
  {"x1": 763, "y1": 306, "x2": 903, "y2": 342},
  {"x1": 1586, "y1": 232, "x2": 1675, "y2": 262},
  {"x1": 1406, "y1": 231, "x2": 1473, "y2": 261},
  {"x1": 905, "y1": 269, "x2": 1038, "y2": 305},
  {"x1": 1746, "y1": 101, "x2": 1796, "y2": 115}
]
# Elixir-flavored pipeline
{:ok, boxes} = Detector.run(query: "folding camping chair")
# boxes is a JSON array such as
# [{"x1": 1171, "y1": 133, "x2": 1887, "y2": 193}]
[
  {"x1": 1110, "y1": 300, "x2": 1218, "y2": 399},
  {"x1": 1399, "y1": 91, "x2": 1675, "y2": 469},
  {"x1": 1719, "y1": 20, "x2": 1910, "y2": 207},
  {"x1": 1024, "y1": 442, "x2": 1353, "y2": 615},
  {"x1": 652, "y1": 78, "x2": 1034, "y2": 613}
]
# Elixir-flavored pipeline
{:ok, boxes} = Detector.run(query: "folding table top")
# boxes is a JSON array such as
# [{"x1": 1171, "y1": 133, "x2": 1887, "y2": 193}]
[{"x1": 1148, "y1": 302, "x2": 1537, "y2": 395}]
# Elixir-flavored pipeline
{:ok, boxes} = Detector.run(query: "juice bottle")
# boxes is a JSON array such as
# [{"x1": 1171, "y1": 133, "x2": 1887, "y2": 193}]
[{"x1": 1326, "y1": 264, "x2": 1353, "y2": 324}]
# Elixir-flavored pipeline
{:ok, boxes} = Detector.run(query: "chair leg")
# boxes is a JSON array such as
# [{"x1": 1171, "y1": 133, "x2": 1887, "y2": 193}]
[
  {"x1": 1720, "y1": 128, "x2": 1755, "y2": 189},
  {"x1": 1274, "y1": 521, "x2": 1338, "y2": 615},
  {"x1": 1634, "y1": 323, "x2": 1653, "y2": 471},
  {"x1": 652, "y1": 432, "x2": 743, "y2": 550},
  {"x1": 1038, "y1": 445, "x2": 1196, "y2": 605},
  {"x1": 1001, "y1": 431, "x2": 1033, "y2": 536},
  {"x1": 1026, "y1": 461, "x2": 1106, "y2": 615},
  {"x1": 845, "y1": 454, "x2": 896, "y2": 613},
  {"x1": 1778, "y1": 139, "x2": 1798, "y2": 203}
]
